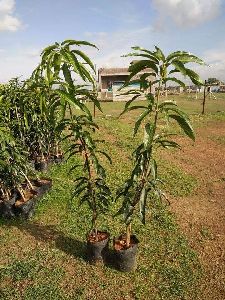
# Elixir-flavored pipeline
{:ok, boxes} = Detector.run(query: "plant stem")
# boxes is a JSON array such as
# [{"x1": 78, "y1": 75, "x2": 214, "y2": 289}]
[
  {"x1": 80, "y1": 137, "x2": 98, "y2": 241},
  {"x1": 55, "y1": 142, "x2": 59, "y2": 156},
  {"x1": 126, "y1": 223, "x2": 132, "y2": 248},
  {"x1": 202, "y1": 80, "x2": 207, "y2": 115},
  {"x1": 5, "y1": 190, "x2": 10, "y2": 201},
  {"x1": 154, "y1": 80, "x2": 161, "y2": 129},
  {"x1": 18, "y1": 187, "x2": 26, "y2": 202},
  {"x1": 21, "y1": 171, "x2": 34, "y2": 190}
]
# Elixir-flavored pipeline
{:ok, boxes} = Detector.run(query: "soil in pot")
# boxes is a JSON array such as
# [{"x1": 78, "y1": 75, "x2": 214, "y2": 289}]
[
  {"x1": 87, "y1": 231, "x2": 110, "y2": 264},
  {"x1": 113, "y1": 235, "x2": 139, "y2": 272}
]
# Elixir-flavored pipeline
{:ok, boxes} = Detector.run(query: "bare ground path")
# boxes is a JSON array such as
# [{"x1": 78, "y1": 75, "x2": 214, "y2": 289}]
[{"x1": 163, "y1": 121, "x2": 225, "y2": 299}]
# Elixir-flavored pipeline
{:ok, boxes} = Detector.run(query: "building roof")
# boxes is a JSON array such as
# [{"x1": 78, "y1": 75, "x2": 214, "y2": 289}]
[
  {"x1": 98, "y1": 66, "x2": 154, "y2": 77},
  {"x1": 98, "y1": 68, "x2": 130, "y2": 77}
]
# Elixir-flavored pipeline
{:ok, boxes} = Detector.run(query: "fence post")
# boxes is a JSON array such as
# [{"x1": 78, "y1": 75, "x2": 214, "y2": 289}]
[{"x1": 202, "y1": 80, "x2": 207, "y2": 115}]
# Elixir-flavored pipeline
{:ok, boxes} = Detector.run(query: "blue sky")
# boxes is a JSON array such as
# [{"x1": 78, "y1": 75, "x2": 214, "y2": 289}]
[{"x1": 0, "y1": 0, "x2": 225, "y2": 82}]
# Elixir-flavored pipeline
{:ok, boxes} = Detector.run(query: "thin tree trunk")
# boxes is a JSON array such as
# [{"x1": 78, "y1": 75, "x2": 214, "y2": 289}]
[
  {"x1": 21, "y1": 171, "x2": 34, "y2": 190},
  {"x1": 126, "y1": 223, "x2": 132, "y2": 248},
  {"x1": 18, "y1": 187, "x2": 26, "y2": 202},
  {"x1": 202, "y1": 81, "x2": 207, "y2": 115}
]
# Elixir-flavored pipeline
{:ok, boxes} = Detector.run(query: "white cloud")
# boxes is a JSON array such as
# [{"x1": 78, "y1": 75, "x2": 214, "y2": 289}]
[
  {"x1": 194, "y1": 48, "x2": 225, "y2": 82},
  {"x1": 86, "y1": 27, "x2": 153, "y2": 68},
  {"x1": 86, "y1": 26, "x2": 225, "y2": 83},
  {"x1": 0, "y1": 46, "x2": 41, "y2": 82},
  {"x1": 0, "y1": 14, "x2": 21, "y2": 31},
  {"x1": 24, "y1": 48, "x2": 41, "y2": 58},
  {"x1": 0, "y1": 0, "x2": 21, "y2": 31},
  {"x1": 153, "y1": 0, "x2": 222, "y2": 28},
  {"x1": 0, "y1": 0, "x2": 14, "y2": 13}
]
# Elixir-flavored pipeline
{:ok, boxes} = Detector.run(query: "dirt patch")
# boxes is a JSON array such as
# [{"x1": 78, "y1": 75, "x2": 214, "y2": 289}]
[{"x1": 161, "y1": 122, "x2": 225, "y2": 299}]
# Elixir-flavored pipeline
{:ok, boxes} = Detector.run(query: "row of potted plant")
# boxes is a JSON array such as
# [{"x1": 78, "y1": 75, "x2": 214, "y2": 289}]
[
  {"x1": 0, "y1": 66, "x2": 66, "y2": 216},
  {"x1": 0, "y1": 39, "x2": 204, "y2": 271},
  {"x1": 41, "y1": 42, "x2": 203, "y2": 271}
]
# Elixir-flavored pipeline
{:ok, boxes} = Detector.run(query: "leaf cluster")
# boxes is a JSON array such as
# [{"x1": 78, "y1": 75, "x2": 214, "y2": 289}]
[
  {"x1": 116, "y1": 46, "x2": 203, "y2": 227},
  {"x1": 67, "y1": 114, "x2": 112, "y2": 231}
]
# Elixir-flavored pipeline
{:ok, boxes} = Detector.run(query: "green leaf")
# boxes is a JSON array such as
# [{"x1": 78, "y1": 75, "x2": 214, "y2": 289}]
[
  {"x1": 72, "y1": 49, "x2": 95, "y2": 72},
  {"x1": 62, "y1": 63, "x2": 74, "y2": 89},
  {"x1": 171, "y1": 60, "x2": 187, "y2": 75},
  {"x1": 144, "y1": 123, "x2": 155, "y2": 149},
  {"x1": 78, "y1": 89, "x2": 102, "y2": 113},
  {"x1": 118, "y1": 89, "x2": 141, "y2": 95},
  {"x1": 186, "y1": 68, "x2": 203, "y2": 85},
  {"x1": 176, "y1": 55, "x2": 205, "y2": 65},
  {"x1": 123, "y1": 52, "x2": 159, "y2": 63},
  {"x1": 165, "y1": 106, "x2": 190, "y2": 120},
  {"x1": 69, "y1": 164, "x2": 83, "y2": 172},
  {"x1": 55, "y1": 89, "x2": 84, "y2": 111},
  {"x1": 53, "y1": 52, "x2": 61, "y2": 75},
  {"x1": 163, "y1": 77, "x2": 185, "y2": 88},
  {"x1": 129, "y1": 60, "x2": 158, "y2": 76},
  {"x1": 140, "y1": 72, "x2": 156, "y2": 80},
  {"x1": 154, "y1": 46, "x2": 165, "y2": 61},
  {"x1": 96, "y1": 151, "x2": 112, "y2": 164},
  {"x1": 124, "y1": 105, "x2": 148, "y2": 113},
  {"x1": 158, "y1": 100, "x2": 177, "y2": 110},
  {"x1": 157, "y1": 139, "x2": 181, "y2": 149},
  {"x1": 41, "y1": 44, "x2": 58, "y2": 60},
  {"x1": 151, "y1": 159, "x2": 157, "y2": 180},
  {"x1": 61, "y1": 39, "x2": 98, "y2": 49},
  {"x1": 134, "y1": 109, "x2": 149, "y2": 136},
  {"x1": 139, "y1": 187, "x2": 147, "y2": 224},
  {"x1": 119, "y1": 95, "x2": 142, "y2": 116},
  {"x1": 167, "y1": 51, "x2": 192, "y2": 61},
  {"x1": 131, "y1": 46, "x2": 159, "y2": 62},
  {"x1": 167, "y1": 51, "x2": 204, "y2": 65},
  {"x1": 169, "y1": 114, "x2": 195, "y2": 141}
]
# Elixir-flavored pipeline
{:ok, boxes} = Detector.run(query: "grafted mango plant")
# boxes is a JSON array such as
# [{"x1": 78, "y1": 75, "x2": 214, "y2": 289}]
[
  {"x1": 35, "y1": 40, "x2": 112, "y2": 256},
  {"x1": 67, "y1": 114, "x2": 112, "y2": 239},
  {"x1": 33, "y1": 39, "x2": 101, "y2": 119},
  {"x1": 116, "y1": 46, "x2": 204, "y2": 248}
]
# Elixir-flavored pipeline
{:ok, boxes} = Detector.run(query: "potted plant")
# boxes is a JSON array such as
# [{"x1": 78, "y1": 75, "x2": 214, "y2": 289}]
[
  {"x1": 67, "y1": 114, "x2": 112, "y2": 264},
  {"x1": 0, "y1": 127, "x2": 33, "y2": 217},
  {"x1": 30, "y1": 39, "x2": 101, "y2": 163},
  {"x1": 0, "y1": 123, "x2": 53, "y2": 219},
  {"x1": 114, "y1": 46, "x2": 204, "y2": 272},
  {"x1": 35, "y1": 38, "x2": 113, "y2": 263}
]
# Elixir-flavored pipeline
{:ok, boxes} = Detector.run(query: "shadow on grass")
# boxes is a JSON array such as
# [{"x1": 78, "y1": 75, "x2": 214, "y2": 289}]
[
  {"x1": 0, "y1": 218, "x2": 87, "y2": 261},
  {"x1": 0, "y1": 218, "x2": 118, "y2": 270}
]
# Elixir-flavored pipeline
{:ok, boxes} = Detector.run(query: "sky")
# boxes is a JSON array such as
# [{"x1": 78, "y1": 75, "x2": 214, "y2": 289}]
[{"x1": 0, "y1": 0, "x2": 225, "y2": 83}]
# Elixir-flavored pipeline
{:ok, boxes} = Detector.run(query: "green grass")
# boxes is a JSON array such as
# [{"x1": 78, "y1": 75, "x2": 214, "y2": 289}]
[
  {"x1": 94, "y1": 92, "x2": 225, "y2": 117},
  {"x1": 2, "y1": 93, "x2": 225, "y2": 299}
]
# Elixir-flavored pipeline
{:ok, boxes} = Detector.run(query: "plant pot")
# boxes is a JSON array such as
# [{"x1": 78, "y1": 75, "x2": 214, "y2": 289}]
[
  {"x1": 12, "y1": 178, "x2": 52, "y2": 219},
  {"x1": 35, "y1": 160, "x2": 48, "y2": 172},
  {"x1": 54, "y1": 154, "x2": 64, "y2": 164},
  {"x1": 32, "y1": 178, "x2": 53, "y2": 195},
  {"x1": 0, "y1": 178, "x2": 52, "y2": 220},
  {"x1": 14, "y1": 189, "x2": 38, "y2": 219},
  {"x1": 0, "y1": 191, "x2": 18, "y2": 219},
  {"x1": 113, "y1": 235, "x2": 139, "y2": 272},
  {"x1": 0, "y1": 200, "x2": 15, "y2": 218},
  {"x1": 30, "y1": 159, "x2": 36, "y2": 169},
  {"x1": 87, "y1": 231, "x2": 109, "y2": 264}
]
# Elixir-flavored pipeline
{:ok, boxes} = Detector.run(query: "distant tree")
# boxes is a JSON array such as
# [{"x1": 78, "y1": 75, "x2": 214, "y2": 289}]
[{"x1": 206, "y1": 78, "x2": 220, "y2": 85}]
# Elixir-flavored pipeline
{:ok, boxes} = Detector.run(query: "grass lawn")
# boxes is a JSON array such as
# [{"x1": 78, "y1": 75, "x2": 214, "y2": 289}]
[{"x1": 0, "y1": 92, "x2": 225, "y2": 300}]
